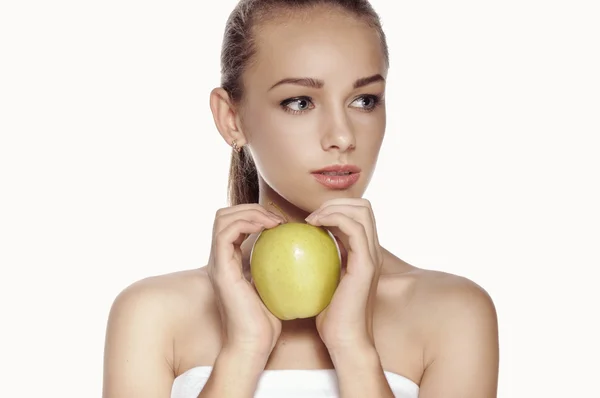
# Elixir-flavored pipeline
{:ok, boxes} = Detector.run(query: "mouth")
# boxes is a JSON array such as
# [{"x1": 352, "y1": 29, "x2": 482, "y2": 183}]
[
  {"x1": 310, "y1": 165, "x2": 361, "y2": 190},
  {"x1": 317, "y1": 171, "x2": 353, "y2": 176},
  {"x1": 311, "y1": 164, "x2": 361, "y2": 175}
]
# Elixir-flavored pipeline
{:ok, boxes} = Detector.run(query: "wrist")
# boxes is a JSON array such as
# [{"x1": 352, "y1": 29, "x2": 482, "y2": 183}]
[
  {"x1": 328, "y1": 345, "x2": 393, "y2": 398},
  {"x1": 201, "y1": 347, "x2": 268, "y2": 398},
  {"x1": 329, "y1": 343, "x2": 385, "y2": 379},
  {"x1": 328, "y1": 341, "x2": 378, "y2": 366},
  {"x1": 220, "y1": 344, "x2": 271, "y2": 366}
]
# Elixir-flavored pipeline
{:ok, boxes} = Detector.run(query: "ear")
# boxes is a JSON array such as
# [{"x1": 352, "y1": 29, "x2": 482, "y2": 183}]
[{"x1": 209, "y1": 87, "x2": 246, "y2": 148}]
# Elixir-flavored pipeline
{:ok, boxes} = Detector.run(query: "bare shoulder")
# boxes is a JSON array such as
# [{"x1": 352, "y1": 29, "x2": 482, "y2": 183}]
[
  {"x1": 413, "y1": 268, "x2": 496, "y2": 310},
  {"x1": 103, "y1": 267, "x2": 215, "y2": 396},
  {"x1": 409, "y1": 268, "x2": 499, "y2": 395},
  {"x1": 406, "y1": 268, "x2": 498, "y2": 339},
  {"x1": 382, "y1": 256, "x2": 496, "y2": 319},
  {"x1": 107, "y1": 268, "x2": 212, "y2": 333}
]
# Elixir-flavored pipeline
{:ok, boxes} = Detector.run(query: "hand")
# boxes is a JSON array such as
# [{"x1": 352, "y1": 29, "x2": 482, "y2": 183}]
[
  {"x1": 207, "y1": 204, "x2": 286, "y2": 361},
  {"x1": 305, "y1": 198, "x2": 384, "y2": 355}
]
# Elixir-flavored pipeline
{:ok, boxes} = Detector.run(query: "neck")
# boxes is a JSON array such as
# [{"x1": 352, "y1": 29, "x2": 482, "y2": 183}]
[{"x1": 257, "y1": 178, "x2": 312, "y2": 224}]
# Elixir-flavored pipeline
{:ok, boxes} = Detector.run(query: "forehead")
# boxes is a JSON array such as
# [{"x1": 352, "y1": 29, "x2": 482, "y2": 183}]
[{"x1": 245, "y1": 8, "x2": 387, "y2": 90}]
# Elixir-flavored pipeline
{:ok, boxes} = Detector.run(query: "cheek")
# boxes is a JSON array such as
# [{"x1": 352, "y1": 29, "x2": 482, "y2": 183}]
[
  {"x1": 355, "y1": 117, "x2": 385, "y2": 150},
  {"x1": 245, "y1": 113, "x2": 313, "y2": 175}
]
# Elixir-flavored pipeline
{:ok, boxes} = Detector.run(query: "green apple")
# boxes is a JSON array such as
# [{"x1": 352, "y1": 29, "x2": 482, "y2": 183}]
[{"x1": 250, "y1": 222, "x2": 341, "y2": 320}]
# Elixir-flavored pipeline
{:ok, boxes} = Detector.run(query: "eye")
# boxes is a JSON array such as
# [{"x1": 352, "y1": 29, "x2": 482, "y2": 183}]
[
  {"x1": 280, "y1": 97, "x2": 314, "y2": 114},
  {"x1": 350, "y1": 95, "x2": 382, "y2": 111}
]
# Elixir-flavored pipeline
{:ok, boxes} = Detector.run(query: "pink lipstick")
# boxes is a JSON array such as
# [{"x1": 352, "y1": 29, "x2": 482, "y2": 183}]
[{"x1": 311, "y1": 164, "x2": 361, "y2": 190}]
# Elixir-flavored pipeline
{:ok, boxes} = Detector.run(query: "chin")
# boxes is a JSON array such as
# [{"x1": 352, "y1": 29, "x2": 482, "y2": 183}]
[
  {"x1": 264, "y1": 173, "x2": 369, "y2": 213},
  {"x1": 288, "y1": 186, "x2": 366, "y2": 213}
]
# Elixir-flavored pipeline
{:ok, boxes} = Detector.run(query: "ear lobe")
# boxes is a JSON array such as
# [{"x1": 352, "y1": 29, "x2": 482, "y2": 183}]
[{"x1": 209, "y1": 87, "x2": 246, "y2": 146}]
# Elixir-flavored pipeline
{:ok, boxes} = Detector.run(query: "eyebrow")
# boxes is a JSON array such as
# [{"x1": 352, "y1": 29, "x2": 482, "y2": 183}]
[{"x1": 268, "y1": 74, "x2": 385, "y2": 91}]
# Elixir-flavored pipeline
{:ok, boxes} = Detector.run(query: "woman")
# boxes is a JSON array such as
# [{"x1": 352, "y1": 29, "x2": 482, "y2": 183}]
[{"x1": 102, "y1": 0, "x2": 499, "y2": 397}]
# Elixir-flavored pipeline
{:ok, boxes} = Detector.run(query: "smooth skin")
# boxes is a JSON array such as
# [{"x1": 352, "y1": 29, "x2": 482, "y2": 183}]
[{"x1": 103, "y1": 5, "x2": 499, "y2": 398}]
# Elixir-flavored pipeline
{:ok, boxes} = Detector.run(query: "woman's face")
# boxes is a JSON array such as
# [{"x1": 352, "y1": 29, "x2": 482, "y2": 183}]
[{"x1": 239, "y1": 8, "x2": 387, "y2": 212}]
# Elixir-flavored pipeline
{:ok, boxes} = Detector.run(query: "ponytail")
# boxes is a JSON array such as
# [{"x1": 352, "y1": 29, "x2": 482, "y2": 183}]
[{"x1": 227, "y1": 146, "x2": 259, "y2": 206}]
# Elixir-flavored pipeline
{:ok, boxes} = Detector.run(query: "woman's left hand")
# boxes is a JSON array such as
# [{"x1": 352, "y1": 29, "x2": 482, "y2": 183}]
[{"x1": 305, "y1": 198, "x2": 384, "y2": 355}]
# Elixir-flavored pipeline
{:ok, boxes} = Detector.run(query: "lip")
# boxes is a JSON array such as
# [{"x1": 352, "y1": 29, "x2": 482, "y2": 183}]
[
  {"x1": 311, "y1": 165, "x2": 361, "y2": 190},
  {"x1": 311, "y1": 164, "x2": 362, "y2": 174}
]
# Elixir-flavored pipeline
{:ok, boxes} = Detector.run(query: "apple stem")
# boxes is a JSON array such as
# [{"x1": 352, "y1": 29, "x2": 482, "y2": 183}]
[{"x1": 268, "y1": 201, "x2": 289, "y2": 223}]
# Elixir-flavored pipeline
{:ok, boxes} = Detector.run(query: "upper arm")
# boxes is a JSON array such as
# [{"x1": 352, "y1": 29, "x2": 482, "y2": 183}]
[
  {"x1": 418, "y1": 278, "x2": 499, "y2": 398},
  {"x1": 102, "y1": 280, "x2": 175, "y2": 398}
]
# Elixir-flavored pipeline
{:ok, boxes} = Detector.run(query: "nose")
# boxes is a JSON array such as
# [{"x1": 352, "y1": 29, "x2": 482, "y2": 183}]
[{"x1": 320, "y1": 111, "x2": 356, "y2": 153}]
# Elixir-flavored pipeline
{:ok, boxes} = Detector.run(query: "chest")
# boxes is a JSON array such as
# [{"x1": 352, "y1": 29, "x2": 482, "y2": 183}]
[{"x1": 175, "y1": 276, "x2": 425, "y2": 385}]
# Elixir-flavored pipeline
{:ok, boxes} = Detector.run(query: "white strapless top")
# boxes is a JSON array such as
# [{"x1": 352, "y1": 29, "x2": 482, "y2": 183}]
[{"x1": 171, "y1": 366, "x2": 419, "y2": 398}]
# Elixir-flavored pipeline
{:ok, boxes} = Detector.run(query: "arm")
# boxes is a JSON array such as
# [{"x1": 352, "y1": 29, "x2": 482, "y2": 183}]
[
  {"x1": 329, "y1": 344, "x2": 395, "y2": 398},
  {"x1": 419, "y1": 280, "x2": 500, "y2": 398},
  {"x1": 198, "y1": 347, "x2": 268, "y2": 398},
  {"x1": 102, "y1": 277, "x2": 270, "y2": 398},
  {"x1": 102, "y1": 281, "x2": 175, "y2": 398},
  {"x1": 305, "y1": 198, "x2": 395, "y2": 397}
]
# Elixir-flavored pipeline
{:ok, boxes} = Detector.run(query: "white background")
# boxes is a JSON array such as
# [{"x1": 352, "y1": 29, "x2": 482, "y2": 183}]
[{"x1": 1, "y1": 0, "x2": 598, "y2": 397}]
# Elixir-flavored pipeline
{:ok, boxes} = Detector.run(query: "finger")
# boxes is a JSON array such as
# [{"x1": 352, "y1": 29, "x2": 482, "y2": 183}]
[
  {"x1": 215, "y1": 203, "x2": 285, "y2": 221},
  {"x1": 215, "y1": 209, "x2": 283, "y2": 235},
  {"x1": 310, "y1": 198, "x2": 377, "y2": 239},
  {"x1": 214, "y1": 219, "x2": 266, "y2": 270},
  {"x1": 311, "y1": 198, "x2": 373, "y2": 218},
  {"x1": 307, "y1": 212, "x2": 373, "y2": 274},
  {"x1": 307, "y1": 204, "x2": 377, "y2": 262},
  {"x1": 332, "y1": 234, "x2": 349, "y2": 268},
  {"x1": 324, "y1": 198, "x2": 381, "y2": 265}
]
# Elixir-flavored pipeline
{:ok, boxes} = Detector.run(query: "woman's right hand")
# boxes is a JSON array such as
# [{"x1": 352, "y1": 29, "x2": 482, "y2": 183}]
[{"x1": 207, "y1": 204, "x2": 285, "y2": 362}]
